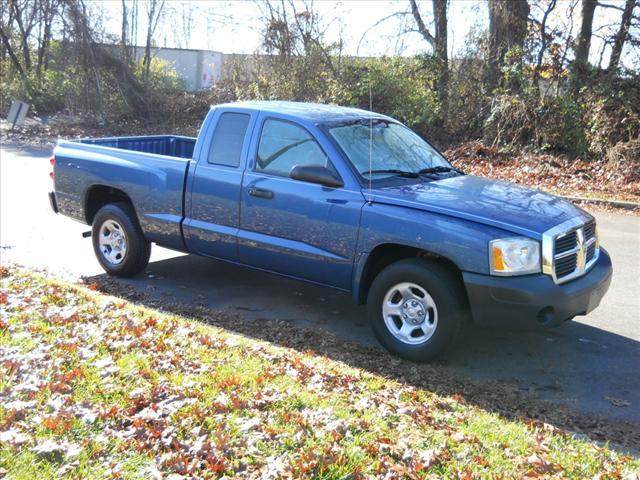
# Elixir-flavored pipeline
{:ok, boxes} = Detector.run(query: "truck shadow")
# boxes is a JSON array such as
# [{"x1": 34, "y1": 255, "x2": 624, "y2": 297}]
[{"x1": 82, "y1": 253, "x2": 640, "y2": 453}]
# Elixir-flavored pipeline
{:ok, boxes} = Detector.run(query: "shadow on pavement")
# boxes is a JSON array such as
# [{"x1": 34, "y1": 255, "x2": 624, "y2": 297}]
[
  {"x1": 82, "y1": 253, "x2": 640, "y2": 453},
  {"x1": 0, "y1": 142, "x2": 53, "y2": 158}
]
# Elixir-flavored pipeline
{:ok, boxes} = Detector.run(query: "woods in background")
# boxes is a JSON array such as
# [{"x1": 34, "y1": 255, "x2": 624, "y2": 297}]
[{"x1": 1, "y1": 0, "x2": 639, "y2": 162}]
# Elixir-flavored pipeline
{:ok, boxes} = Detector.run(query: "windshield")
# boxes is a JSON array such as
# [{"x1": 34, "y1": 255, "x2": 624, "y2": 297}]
[{"x1": 327, "y1": 120, "x2": 451, "y2": 179}]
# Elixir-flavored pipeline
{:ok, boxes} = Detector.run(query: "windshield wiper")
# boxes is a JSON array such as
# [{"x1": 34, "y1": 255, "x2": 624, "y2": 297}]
[
  {"x1": 418, "y1": 166, "x2": 464, "y2": 175},
  {"x1": 360, "y1": 166, "x2": 462, "y2": 179},
  {"x1": 361, "y1": 169, "x2": 419, "y2": 178}
]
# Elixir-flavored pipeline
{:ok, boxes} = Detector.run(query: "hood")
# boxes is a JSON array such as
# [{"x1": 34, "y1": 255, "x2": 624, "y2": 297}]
[{"x1": 366, "y1": 175, "x2": 591, "y2": 237}]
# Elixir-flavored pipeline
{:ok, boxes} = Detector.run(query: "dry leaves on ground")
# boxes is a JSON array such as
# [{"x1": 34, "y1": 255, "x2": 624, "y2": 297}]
[{"x1": 1, "y1": 266, "x2": 639, "y2": 479}]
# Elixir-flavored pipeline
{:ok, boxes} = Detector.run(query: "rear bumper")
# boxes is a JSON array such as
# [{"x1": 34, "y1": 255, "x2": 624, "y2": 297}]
[
  {"x1": 48, "y1": 191, "x2": 58, "y2": 213},
  {"x1": 463, "y1": 249, "x2": 612, "y2": 328}
]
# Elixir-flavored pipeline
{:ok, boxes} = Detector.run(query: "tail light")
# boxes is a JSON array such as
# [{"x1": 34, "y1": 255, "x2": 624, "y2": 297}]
[{"x1": 49, "y1": 155, "x2": 55, "y2": 181}]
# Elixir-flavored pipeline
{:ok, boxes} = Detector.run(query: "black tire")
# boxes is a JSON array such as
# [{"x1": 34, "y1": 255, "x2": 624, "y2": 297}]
[
  {"x1": 367, "y1": 258, "x2": 465, "y2": 362},
  {"x1": 91, "y1": 202, "x2": 151, "y2": 277}
]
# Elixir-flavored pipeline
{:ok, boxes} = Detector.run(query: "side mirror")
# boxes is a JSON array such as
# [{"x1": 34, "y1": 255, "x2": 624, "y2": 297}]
[{"x1": 290, "y1": 164, "x2": 344, "y2": 188}]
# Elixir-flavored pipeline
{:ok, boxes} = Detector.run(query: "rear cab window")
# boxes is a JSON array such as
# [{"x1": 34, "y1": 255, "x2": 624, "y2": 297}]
[{"x1": 208, "y1": 112, "x2": 250, "y2": 167}]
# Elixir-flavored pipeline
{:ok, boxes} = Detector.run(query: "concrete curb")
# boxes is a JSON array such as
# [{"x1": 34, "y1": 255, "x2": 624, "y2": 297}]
[{"x1": 563, "y1": 196, "x2": 640, "y2": 211}]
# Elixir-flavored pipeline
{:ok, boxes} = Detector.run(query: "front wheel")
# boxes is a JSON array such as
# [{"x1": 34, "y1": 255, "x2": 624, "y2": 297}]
[
  {"x1": 367, "y1": 259, "x2": 465, "y2": 362},
  {"x1": 92, "y1": 202, "x2": 151, "y2": 277}
]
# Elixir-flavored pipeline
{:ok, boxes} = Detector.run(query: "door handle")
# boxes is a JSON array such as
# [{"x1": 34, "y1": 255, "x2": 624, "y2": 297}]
[{"x1": 248, "y1": 187, "x2": 274, "y2": 199}]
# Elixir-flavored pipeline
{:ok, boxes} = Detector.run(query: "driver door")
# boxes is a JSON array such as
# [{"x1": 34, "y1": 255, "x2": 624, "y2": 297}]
[{"x1": 238, "y1": 117, "x2": 362, "y2": 289}]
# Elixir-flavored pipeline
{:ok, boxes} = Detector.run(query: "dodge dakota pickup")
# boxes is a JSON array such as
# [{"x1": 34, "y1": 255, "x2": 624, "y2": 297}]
[{"x1": 49, "y1": 101, "x2": 613, "y2": 360}]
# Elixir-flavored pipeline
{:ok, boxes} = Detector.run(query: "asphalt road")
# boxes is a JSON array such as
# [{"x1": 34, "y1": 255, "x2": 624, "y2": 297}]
[{"x1": 1, "y1": 142, "x2": 639, "y2": 424}]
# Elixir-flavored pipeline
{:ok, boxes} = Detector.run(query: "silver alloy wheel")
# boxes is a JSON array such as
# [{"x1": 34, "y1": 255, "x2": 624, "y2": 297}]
[
  {"x1": 98, "y1": 219, "x2": 128, "y2": 265},
  {"x1": 382, "y1": 282, "x2": 438, "y2": 345}
]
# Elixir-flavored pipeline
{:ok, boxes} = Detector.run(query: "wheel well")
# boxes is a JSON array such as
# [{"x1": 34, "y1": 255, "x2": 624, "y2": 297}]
[
  {"x1": 84, "y1": 185, "x2": 133, "y2": 224},
  {"x1": 357, "y1": 244, "x2": 462, "y2": 304}
]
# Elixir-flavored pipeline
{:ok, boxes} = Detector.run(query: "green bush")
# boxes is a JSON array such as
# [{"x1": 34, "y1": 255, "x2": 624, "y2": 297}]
[
  {"x1": 340, "y1": 56, "x2": 441, "y2": 136},
  {"x1": 581, "y1": 77, "x2": 640, "y2": 158},
  {"x1": 446, "y1": 57, "x2": 488, "y2": 140},
  {"x1": 233, "y1": 55, "x2": 442, "y2": 140},
  {"x1": 482, "y1": 93, "x2": 586, "y2": 155}
]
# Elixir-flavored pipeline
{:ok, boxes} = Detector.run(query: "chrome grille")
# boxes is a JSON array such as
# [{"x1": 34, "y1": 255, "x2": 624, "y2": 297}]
[
  {"x1": 554, "y1": 231, "x2": 577, "y2": 255},
  {"x1": 542, "y1": 218, "x2": 599, "y2": 284},
  {"x1": 555, "y1": 253, "x2": 577, "y2": 278}
]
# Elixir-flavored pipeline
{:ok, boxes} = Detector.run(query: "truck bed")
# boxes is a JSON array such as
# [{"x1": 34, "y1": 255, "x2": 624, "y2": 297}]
[
  {"x1": 79, "y1": 135, "x2": 196, "y2": 159},
  {"x1": 53, "y1": 135, "x2": 195, "y2": 252}
]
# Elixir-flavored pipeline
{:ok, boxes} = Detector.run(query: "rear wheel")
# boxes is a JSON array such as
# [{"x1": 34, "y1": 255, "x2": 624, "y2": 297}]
[
  {"x1": 367, "y1": 259, "x2": 464, "y2": 361},
  {"x1": 92, "y1": 202, "x2": 151, "y2": 277}
]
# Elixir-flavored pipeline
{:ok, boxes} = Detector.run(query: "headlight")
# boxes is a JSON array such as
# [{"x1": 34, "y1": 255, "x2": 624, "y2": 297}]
[{"x1": 490, "y1": 237, "x2": 541, "y2": 276}]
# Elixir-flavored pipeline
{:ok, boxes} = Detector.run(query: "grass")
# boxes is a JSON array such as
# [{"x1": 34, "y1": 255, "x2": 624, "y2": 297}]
[{"x1": 1, "y1": 265, "x2": 638, "y2": 479}]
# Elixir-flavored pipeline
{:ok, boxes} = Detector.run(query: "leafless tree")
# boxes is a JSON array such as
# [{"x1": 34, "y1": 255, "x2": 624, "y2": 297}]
[
  {"x1": 357, "y1": 1, "x2": 448, "y2": 118},
  {"x1": 120, "y1": 0, "x2": 130, "y2": 64},
  {"x1": 35, "y1": 0, "x2": 59, "y2": 75},
  {"x1": 0, "y1": 27, "x2": 32, "y2": 94},
  {"x1": 573, "y1": 0, "x2": 597, "y2": 86},
  {"x1": 409, "y1": 0, "x2": 448, "y2": 120},
  {"x1": 10, "y1": 0, "x2": 37, "y2": 70},
  {"x1": 142, "y1": 0, "x2": 165, "y2": 84},
  {"x1": 260, "y1": 0, "x2": 340, "y2": 76},
  {"x1": 531, "y1": 0, "x2": 558, "y2": 92},
  {"x1": 63, "y1": 0, "x2": 150, "y2": 117},
  {"x1": 178, "y1": 3, "x2": 195, "y2": 49},
  {"x1": 0, "y1": 0, "x2": 58, "y2": 93},
  {"x1": 608, "y1": 0, "x2": 637, "y2": 70}
]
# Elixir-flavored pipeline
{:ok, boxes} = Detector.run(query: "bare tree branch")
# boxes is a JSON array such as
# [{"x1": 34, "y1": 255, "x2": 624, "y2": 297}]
[
  {"x1": 409, "y1": 0, "x2": 435, "y2": 47},
  {"x1": 356, "y1": 11, "x2": 410, "y2": 55},
  {"x1": 533, "y1": 0, "x2": 558, "y2": 91},
  {"x1": 0, "y1": 24, "x2": 32, "y2": 93},
  {"x1": 63, "y1": 0, "x2": 150, "y2": 117}
]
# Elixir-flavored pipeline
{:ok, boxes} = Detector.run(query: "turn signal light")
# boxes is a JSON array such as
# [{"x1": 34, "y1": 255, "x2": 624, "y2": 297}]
[{"x1": 492, "y1": 245, "x2": 505, "y2": 271}]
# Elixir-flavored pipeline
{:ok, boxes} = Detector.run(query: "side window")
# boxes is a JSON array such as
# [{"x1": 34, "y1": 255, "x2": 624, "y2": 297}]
[
  {"x1": 256, "y1": 119, "x2": 328, "y2": 177},
  {"x1": 208, "y1": 112, "x2": 250, "y2": 167}
]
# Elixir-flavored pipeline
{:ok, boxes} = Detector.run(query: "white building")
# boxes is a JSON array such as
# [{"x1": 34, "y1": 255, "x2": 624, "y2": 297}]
[{"x1": 128, "y1": 46, "x2": 224, "y2": 91}]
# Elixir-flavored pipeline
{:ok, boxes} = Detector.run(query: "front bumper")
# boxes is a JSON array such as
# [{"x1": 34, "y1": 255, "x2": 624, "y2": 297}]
[{"x1": 463, "y1": 249, "x2": 612, "y2": 328}]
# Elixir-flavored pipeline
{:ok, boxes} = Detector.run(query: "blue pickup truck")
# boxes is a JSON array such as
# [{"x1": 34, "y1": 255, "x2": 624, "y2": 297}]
[{"x1": 49, "y1": 101, "x2": 612, "y2": 360}]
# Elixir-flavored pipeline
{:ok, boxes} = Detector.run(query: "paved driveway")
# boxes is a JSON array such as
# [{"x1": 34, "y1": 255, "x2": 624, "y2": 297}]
[{"x1": 1, "y1": 143, "x2": 639, "y2": 424}]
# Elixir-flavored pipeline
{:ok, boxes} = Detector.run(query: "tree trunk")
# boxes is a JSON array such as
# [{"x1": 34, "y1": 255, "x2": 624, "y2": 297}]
[
  {"x1": 573, "y1": 0, "x2": 596, "y2": 86},
  {"x1": 142, "y1": 0, "x2": 164, "y2": 84},
  {"x1": 608, "y1": 0, "x2": 635, "y2": 71},
  {"x1": 128, "y1": 0, "x2": 138, "y2": 62},
  {"x1": 0, "y1": 25, "x2": 33, "y2": 94},
  {"x1": 486, "y1": 0, "x2": 530, "y2": 91},
  {"x1": 10, "y1": 0, "x2": 34, "y2": 71},
  {"x1": 36, "y1": 0, "x2": 57, "y2": 78},
  {"x1": 433, "y1": 0, "x2": 448, "y2": 121},
  {"x1": 409, "y1": 0, "x2": 449, "y2": 121},
  {"x1": 143, "y1": 2, "x2": 153, "y2": 83},
  {"x1": 120, "y1": 0, "x2": 130, "y2": 64}
]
